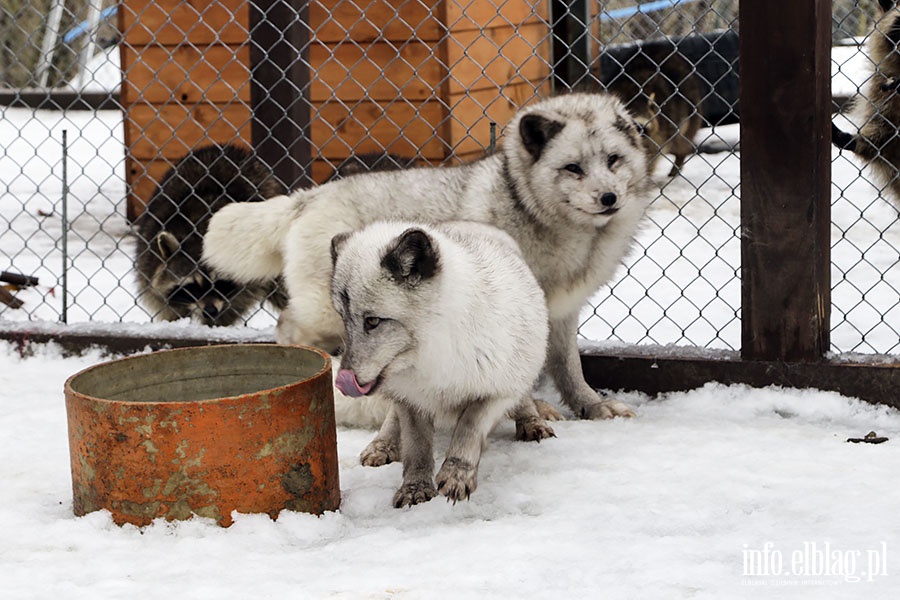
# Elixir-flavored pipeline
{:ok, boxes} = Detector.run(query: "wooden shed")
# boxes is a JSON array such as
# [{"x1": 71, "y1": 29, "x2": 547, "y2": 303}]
[{"x1": 119, "y1": 0, "x2": 551, "y2": 220}]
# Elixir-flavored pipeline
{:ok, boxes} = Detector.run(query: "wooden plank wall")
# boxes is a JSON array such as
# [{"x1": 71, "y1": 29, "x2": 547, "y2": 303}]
[
  {"x1": 120, "y1": 0, "x2": 251, "y2": 220},
  {"x1": 306, "y1": 0, "x2": 551, "y2": 180},
  {"x1": 120, "y1": 0, "x2": 551, "y2": 219}
]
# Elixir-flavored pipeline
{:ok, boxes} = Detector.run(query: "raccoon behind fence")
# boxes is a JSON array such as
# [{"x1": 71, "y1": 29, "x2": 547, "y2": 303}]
[
  {"x1": 833, "y1": 0, "x2": 900, "y2": 205},
  {"x1": 602, "y1": 44, "x2": 703, "y2": 177},
  {"x1": 134, "y1": 144, "x2": 289, "y2": 326}
]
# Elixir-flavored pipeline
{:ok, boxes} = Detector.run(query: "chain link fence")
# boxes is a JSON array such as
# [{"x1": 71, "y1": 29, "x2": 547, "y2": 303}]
[{"x1": 0, "y1": 0, "x2": 897, "y2": 357}]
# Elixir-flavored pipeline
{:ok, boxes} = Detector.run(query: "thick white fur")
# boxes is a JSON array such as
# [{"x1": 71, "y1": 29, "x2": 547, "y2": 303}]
[
  {"x1": 331, "y1": 221, "x2": 548, "y2": 505},
  {"x1": 203, "y1": 92, "x2": 651, "y2": 423}
]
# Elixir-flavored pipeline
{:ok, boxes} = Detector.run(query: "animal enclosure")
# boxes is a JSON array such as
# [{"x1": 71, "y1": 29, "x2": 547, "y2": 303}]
[{"x1": 2, "y1": 0, "x2": 900, "y2": 408}]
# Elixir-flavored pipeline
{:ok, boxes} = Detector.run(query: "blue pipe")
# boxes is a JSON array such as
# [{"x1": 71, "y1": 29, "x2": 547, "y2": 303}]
[
  {"x1": 601, "y1": 0, "x2": 704, "y2": 22},
  {"x1": 62, "y1": 5, "x2": 117, "y2": 44}
]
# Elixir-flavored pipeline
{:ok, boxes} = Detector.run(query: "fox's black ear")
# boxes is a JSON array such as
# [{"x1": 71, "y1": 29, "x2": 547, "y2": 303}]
[
  {"x1": 382, "y1": 228, "x2": 439, "y2": 285},
  {"x1": 330, "y1": 232, "x2": 351, "y2": 265},
  {"x1": 880, "y1": 0, "x2": 895, "y2": 13},
  {"x1": 519, "y1": 113, "x2": 565, "y2": 161}
]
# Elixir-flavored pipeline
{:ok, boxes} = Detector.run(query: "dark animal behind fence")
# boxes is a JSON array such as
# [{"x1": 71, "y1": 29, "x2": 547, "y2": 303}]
[
  {"x1": 134, "y1": 144, "x2": 289, "y2": 326},
  {"x1": 598, "y1": 30, "x2": 740, "y2": 128},
  {"x1": 832, "y1": 0, "x2": 900, "y2": 207},
  {"x1": 601, "y1": 42, "x2": 703, "y2": 176}
]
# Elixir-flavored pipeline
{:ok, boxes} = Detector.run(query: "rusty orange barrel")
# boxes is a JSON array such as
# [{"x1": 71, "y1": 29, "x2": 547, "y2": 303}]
[{"x1": 64, "y1": 344, "x2": 340, "y2": 527}]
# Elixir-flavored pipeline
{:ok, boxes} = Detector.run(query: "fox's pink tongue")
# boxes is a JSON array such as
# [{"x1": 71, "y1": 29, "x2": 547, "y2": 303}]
[{"x1": 335, "y1": 369, "x2": 375, "y2": 397}]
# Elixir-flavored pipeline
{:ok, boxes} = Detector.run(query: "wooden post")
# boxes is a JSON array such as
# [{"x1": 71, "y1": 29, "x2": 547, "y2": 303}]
[
  {"x1": 249, "y1": 1, "x2": 312, "y2": 191},
  {"x1": 738, "y1": 0, "x2": 831, "y2": 362},
  {"x1": 551, "y1": 0, "x2": 591, "y2": 89}
]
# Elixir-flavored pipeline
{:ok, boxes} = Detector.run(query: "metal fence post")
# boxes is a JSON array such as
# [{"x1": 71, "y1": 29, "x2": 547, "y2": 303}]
[{"x1": 60, "y1": 129, "x2": 69, "y2": 325}]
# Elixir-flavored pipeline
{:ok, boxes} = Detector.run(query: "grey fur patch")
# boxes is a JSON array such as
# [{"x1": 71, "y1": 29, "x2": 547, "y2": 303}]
[
  {"x1": 499, "y1": 154, "x2": 545, "y2": 232},
  {"x1": 331, "y1": 231, "x2": 351, "y2": 265},
  {"x1": 614, "y1": 115, "x2": 642, "y2": 148}
]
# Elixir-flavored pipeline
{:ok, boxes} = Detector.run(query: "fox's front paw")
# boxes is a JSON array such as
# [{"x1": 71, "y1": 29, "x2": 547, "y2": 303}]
[
  {"x1": 360, "y1": 439, "x2": 400, "y2": 467},
  {"x1": 435, "y1": 457, "x2": 478, "y2": 504},
  {"x1": 392, "y1": 480, "x2": 438, "y2": 508}
]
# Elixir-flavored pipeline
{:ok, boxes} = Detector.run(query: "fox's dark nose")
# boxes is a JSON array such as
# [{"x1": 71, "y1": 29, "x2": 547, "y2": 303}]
[{"x1": 600, "y1": 192, "x2": 617, "y2": 207}]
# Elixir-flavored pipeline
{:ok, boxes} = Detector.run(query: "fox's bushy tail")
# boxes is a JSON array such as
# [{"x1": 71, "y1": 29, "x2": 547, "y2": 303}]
[{"x1": 202, "y1": 193, "x2": 300, "y2": 283}]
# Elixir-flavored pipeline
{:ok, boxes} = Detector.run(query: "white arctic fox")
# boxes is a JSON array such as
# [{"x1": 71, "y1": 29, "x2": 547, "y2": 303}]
[
  {"x1": 330, "y1": 220, "x2": 548, "y2": 506},
  {"x1": 203, "y1": 92, "x2": 651, "y2": 430}
]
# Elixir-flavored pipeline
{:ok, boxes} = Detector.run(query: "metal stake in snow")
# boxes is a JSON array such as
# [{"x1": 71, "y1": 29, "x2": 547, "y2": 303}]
[{"x1": 61, "y1": 129, "x2": 68, "y2": 325}]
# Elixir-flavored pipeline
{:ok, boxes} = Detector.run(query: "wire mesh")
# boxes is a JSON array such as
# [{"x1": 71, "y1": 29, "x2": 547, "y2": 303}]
[{"x1": 0, "y1": 0, "x2": 896, "y2": 358}]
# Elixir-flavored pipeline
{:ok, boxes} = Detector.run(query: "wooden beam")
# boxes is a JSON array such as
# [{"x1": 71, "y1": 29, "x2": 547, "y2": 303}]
[
  {"x1": 581, "y1": 349, "x2": 900, "y2": 411},
  {"x1": 0, "y1": 89, "x2": 119, "y2": 110},
  {"x1": 249, "y1": 1, "x2": 312, "y2": 191},
  {"x1": 738, "y1": 0, "x2": 831, "y2": 362},
  {"x1": 551, "y1": 0, "x2": 591, "y2": 88},
  {"x1": 0, "y1": 329, "x2": 274, "y2": 358}
]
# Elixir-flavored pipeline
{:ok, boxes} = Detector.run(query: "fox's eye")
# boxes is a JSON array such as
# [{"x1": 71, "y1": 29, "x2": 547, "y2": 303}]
[
  {"x1": 607, "y1": 154, "x2": 621, "y2": 169},
  {"x1": 364, "y1": 316, "x2": 381, "y2": 332},
  {"x1": 562, "y1": 163, "x2": 584, "y2": 176}
]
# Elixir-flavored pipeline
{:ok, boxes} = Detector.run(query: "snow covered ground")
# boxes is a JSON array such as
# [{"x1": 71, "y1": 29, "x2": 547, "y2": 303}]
[
  {"x1": 3, "y1": 41, "x2": 900, "y2": 598},
  {"x1": 1, "y1": 342, "x2": 898, "y2": 598}
]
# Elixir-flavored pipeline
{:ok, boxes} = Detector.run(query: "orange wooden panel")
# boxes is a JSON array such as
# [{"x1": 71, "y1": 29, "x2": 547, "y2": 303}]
[
  {"x1": 308, "y1": 21, "x2": 549, "y2": 102},
  {"x1": 445, "y1": 81, "x2": 548, "y2": 155},
  {"x1": 125, "y1": 157, "x2": 173, "y2": 220},
  {"x1": 443, "y1": 21, "x2": 550, "y2": 94},
  {"x1": 444, "y1": 0, "x2": 549, "y2": 32},
  {"x1": 308, "y1": 40, "x2": 444, "y2": 102},
  {"x1": 310, "y1": 159, "x2": 337, "y2": 184},
  {"x1": 310, "y1": 0, "x2": 444, "y2": 43},
  {"x1": 120, "y1": 44, "x2": 251, "y2": 106},
  {"x1": 311, "y1": 100, "x2": 449, "y2": 159},
  {"x1": 121, "y1": 0, "x2": 249, "y2": 46},
  {"x1": 309, "y1": 82, "x2": 548, "y2": 165},
  {"x1": 125, "y1": 102, "x2": 253, "y2": 159}
]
